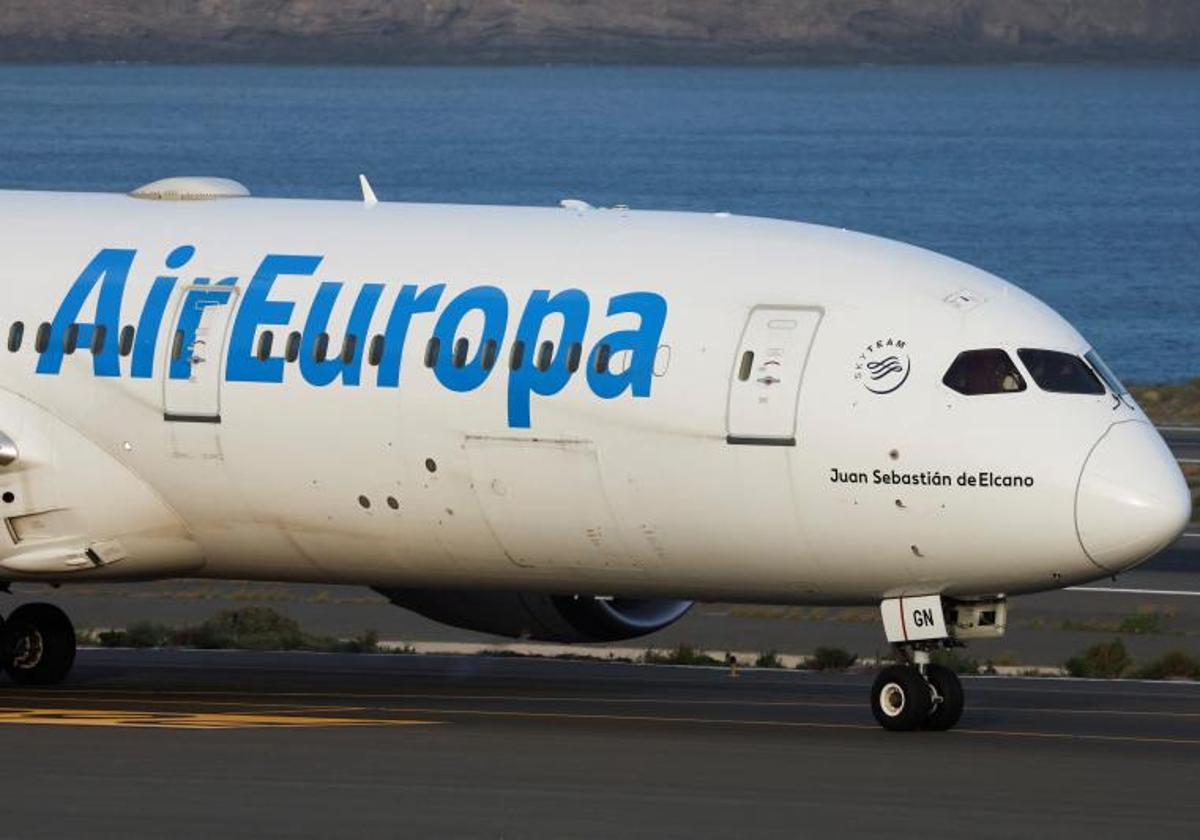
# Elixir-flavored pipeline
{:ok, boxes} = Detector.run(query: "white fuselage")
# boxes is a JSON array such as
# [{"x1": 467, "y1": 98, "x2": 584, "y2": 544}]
[{"x1": 0, "y1": 189, "x2": 1189, "y2": 606}]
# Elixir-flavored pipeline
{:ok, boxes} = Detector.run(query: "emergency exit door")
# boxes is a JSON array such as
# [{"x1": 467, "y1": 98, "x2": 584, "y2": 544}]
[
  {"x1": 162, "y1": 284, "x2": 239, "y2": 423},
  {"x1": 726, "y1": 307, "x2": 821, "y2": 445}
]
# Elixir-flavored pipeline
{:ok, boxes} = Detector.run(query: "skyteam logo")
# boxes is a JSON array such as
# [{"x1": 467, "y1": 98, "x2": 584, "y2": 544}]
[
  {"x1": 35, "y1": 247, "x2": 668, "y2": 429},
  {"x1": 855, "y1": 337, "x2": 910, "y2": 395}
]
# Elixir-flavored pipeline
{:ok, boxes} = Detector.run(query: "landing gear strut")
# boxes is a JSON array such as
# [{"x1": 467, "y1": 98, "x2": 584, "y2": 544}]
[
  {"x1": 1, "y1": 602, "x2": 76, "y2": 685},
  {"x1": 870, "y1": 647, "x2": 964, "y2": 732},
  {"x1": 871, "y1": 594, "x2": 1005, "y2": 732}
]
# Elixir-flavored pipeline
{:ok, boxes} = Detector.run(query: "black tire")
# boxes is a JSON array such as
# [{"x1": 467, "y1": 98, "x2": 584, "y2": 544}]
[
  {"x1": 870, "y1": 665, "x2": 932, "y2": 731},
  {"x1": 2, "y1": 603, "x2": 76, "y2": 685},
  {"x1": 923, "y1": 664, "x2": 964, "y2": 731}
]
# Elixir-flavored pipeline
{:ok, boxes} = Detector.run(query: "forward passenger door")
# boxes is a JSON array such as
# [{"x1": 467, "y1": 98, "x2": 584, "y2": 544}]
[{"x1": 726, "y1": 307, "x2": 822, "y2": 446}]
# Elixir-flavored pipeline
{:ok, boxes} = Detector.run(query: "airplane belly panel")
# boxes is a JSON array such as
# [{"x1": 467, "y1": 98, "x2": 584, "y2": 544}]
[{"x1": 465, "y1": 436, "x2": 641, "y2": 572}]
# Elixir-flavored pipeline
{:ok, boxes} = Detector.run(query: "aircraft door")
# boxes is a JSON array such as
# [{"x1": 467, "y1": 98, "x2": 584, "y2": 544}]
[
  {"x1": 162, "y1": 283, "x2": 239, "y2": 423},
  {"x1": 726, "y1": 307, "x2": 821, "y2": 445}
]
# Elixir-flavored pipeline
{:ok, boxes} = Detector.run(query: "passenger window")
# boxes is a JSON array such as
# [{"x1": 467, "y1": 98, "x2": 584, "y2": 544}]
[
  {"x1": 453, "y1": 337, "x2": 469, "y2": 368},
  {"x1": 171, "y1": 329, "x2": 185, "y2": 361},
  {"x1": 64, "y1": 324, "x2": 80, "y2": 355},
  {"x1": 285, "y1": 331, "x2": 301, "y2": 363},
  {"x1": 7, "y1": 322, "x2": 23, "y2": 353},
  {"x1": 1017, "y1": 349, "x2": 1105, "y2": 395},
  {"x1": 424, "y1": 337, "x2": 440, "y2": 368},
  {"x1": 35, "y1": 323, "x2": 50, "y2": 354},
  {"x1": 91, "y1": 324, "x2": 107, "y2": 354},
  {"x1": 738, "y1": 351, "x2": 754, "y2": 382},
  {"x1": 482, "y1": 339, "x2": 498, "y2": 370},
  {"x1": 510, "y1": 340, "x2": 525, "y2": 370},
  {"x1": 595, "y1": 343, "x2": 612, "y2": 374},
  {"x1": 368, "y1": 335, "x2": 384, "y2": 367},
  {"x1": 567, "y1": 342, "x2": 582, "y2": 373},
  {"x1": 313, "y1": 333, "x2": 329, "y2": 363},
  {"x1": 118, "y1": 325, "x2": 135, "y2": 357},
  {"x1": 943, "y1": 349, "x2": 1026, "y2": 395},
  {"x1": 256, "y1": 331, "x2": 273, "y2": 362},
  {"x1": 536, "y1": 341, "x2": 554, "y2": 372},
  {"x1": 342, "y1": 335, "x2": 357, "y2": 365}
]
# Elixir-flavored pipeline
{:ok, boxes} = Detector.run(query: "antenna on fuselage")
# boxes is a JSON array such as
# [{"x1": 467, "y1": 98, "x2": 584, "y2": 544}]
[{"x1": 359, "y1": 174, "x2": 379, "y2": 208}]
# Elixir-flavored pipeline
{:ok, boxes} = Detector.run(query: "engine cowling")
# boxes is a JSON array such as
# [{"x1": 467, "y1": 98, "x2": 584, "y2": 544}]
[{"x1": 374, "y1": 589, "x2": 693, "y2": 643}]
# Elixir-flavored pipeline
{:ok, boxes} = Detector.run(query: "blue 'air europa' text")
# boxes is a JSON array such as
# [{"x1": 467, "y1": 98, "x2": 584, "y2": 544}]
[{"x1": 36, "y1": 247, "x2": 669, "y2": 428}]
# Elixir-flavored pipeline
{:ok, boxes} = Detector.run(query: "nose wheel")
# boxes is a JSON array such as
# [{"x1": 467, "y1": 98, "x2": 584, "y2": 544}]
[
  {"x1": 870, "y1": 658, "x2": 964, "y2": 732},
  {"x1": 1, "y1": 603, "x2": 76, "y2": 685}
]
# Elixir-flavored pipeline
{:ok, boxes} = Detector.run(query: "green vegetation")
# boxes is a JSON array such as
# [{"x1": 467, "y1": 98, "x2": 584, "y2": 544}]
[
  {"x1": 1133, "y1": 651, "x2": 1200, "y2": 681},
  {"x1": 83, "y1": 607, "x2": 380, "y2": 653},
  {"x1": 642, "y1": 644, "x2": 721, "y2": 666},
  {"x1": 1065, "y1": 640, "x2": 1200, "y2": 681},
  {"x1": 754, "y1": 650, "x2": 784, "y2": 669},
  {"x1": 1116, "y1": 609, "x2": 1173, "y2": 635},
  {"x1": 805, "y1": 646, "x2": 858, "y2": 671},
  {"x1": 1131, "y1": 378, "x2": 1200, "y2": 427},
  {"x1": 1065, "y1": 639, "x2": 1132, "y2": 678}
]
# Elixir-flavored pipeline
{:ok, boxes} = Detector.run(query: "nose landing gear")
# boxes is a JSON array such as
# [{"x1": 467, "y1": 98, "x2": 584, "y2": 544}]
[
  {"x1": 0, "y1": 603, "x2": 76, "y2": 685},
  {"x1": 871, "y1": 594, "x2": 1003, "y2": 732}
]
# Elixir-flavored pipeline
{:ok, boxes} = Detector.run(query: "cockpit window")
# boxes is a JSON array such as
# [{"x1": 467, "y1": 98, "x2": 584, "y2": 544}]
[
  {"x1": 1084, "y1": 350, "x2": 1127, "y2": 396},
  {"x1": 1017, "y1": 349, "x2": 1105, "y2": 395},
  {"x1": 943, "y1": 349, "x2": 1027, "y2": 395}
]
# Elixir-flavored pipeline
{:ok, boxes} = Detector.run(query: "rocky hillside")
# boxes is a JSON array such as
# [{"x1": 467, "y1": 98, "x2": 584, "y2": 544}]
[{"x1": 0, "y1": 0, "x2": 1196, "y2": 64}]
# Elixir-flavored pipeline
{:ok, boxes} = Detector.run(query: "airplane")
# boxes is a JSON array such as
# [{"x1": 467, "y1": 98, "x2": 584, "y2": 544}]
[{"x1": 0, "y1": 175, "x2": 1189, "y2": 731}]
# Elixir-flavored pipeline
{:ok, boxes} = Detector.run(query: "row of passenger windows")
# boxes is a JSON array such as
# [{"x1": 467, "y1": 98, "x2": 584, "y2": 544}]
[
  {"x1": 943, "y1": 348, "x2": 1108, "y2": 396},
  {"x1": 5, "y1": 321, "x2": 623, "y2": 374},
  {"x1": 248, "y1": 331, "x2": 610, "y2": 373},
  {"x1": 7, "y1": 321, "x2": 138, "y2": 356}
]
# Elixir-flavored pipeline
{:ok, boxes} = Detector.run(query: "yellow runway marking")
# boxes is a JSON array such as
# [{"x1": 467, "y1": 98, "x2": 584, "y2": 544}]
[
  {"x1": 1, "y1": 696, "x2": 381, "y2": 715},
  {"x1": 0, "y1": 702, "x2": 1196, "y2": 745},
  {"x1": 0, "y1": 707, "x2": 437, "y2": 730},
  {"x1": 15, "y1": 689, "x2": 1200, "y2": 722}
]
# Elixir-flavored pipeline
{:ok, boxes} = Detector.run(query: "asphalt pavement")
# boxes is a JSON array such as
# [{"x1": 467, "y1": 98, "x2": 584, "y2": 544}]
[{"x1": 1, "y1": 649, "x2": 1198, "y2": 838}]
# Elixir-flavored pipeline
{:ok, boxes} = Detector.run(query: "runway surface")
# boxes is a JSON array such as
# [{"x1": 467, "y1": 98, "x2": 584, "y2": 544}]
[
  {"x1": 3, "y1": 649, "x2": 1199, "y2": 838},
  {"x1": 1164, "y1": 426, "x2": 1200, "y2": 463}
]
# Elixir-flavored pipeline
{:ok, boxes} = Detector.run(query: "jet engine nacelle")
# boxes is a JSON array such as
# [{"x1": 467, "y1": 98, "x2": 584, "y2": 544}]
[{"x1": 375, "y1": 589, "x2": 693, "y2": 643}]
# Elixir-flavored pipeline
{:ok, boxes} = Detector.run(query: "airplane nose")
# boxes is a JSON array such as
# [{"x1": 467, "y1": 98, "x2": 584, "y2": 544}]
[{"x1": 1076, "y1": 421, "x2": 1192, "y2": 573}]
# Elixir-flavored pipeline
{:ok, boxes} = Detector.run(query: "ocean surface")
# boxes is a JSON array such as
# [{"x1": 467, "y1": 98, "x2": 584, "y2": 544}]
[{"x1": 0, "y1": 65, "x2": 1195, "y2": 382}]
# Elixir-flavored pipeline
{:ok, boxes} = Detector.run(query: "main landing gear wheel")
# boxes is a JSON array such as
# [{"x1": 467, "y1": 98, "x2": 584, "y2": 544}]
[
  {"x1": 922, "y1": 663, "x2": 964, "y2": 731},
  {"x1": 870, "y1": 665, "x2": 932, "y2": 732},
  {"x1": 2, "y1": 603, "x2": 76, "y2": 685}
]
